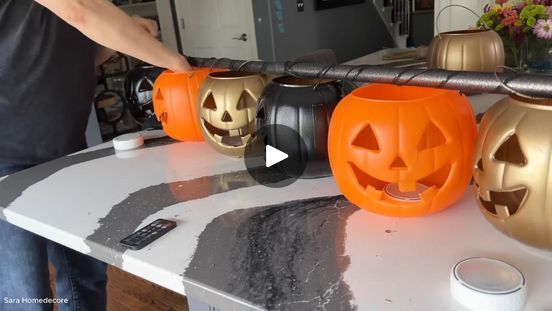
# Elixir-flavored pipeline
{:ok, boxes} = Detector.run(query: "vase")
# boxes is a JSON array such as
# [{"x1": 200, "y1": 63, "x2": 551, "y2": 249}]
[
  {"x1": 502, "y1": 36, "x2": 527, "y2": 71},
  {"x1": 526, "y1": 38, "x2": 552, "y2": 74}
]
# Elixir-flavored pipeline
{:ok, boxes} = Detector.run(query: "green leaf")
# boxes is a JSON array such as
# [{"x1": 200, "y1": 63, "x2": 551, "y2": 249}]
[
  {"x1": 496, "y1": 24, "x2": 505, "y2": 31},
  {"x1": 535, "y1": 5, "x2": 547, "y2": 16},
  {"x1": 528, "y1": 16, "x2": 537, "y2": 27}
]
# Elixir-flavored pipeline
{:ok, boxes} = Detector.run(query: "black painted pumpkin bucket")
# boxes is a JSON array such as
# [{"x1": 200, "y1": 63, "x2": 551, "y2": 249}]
[{"x1": 256, "y1": 76, "x2": 341, "y2": 178}]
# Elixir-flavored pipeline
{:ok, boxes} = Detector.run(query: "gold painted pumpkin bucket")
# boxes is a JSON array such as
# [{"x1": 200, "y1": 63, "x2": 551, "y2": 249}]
[
  {"x1": 197, "y1": 71, "x2": 267, "y2": 157},
  {"x1": 474, "y1": 95, "x2": 552, "y2": 250},
  {"x1": 428, "y1": 5, "x2": 504, "y2": 72},
  {"x1": 427, "y1": 29, "x2": 504, "y2": 72}
]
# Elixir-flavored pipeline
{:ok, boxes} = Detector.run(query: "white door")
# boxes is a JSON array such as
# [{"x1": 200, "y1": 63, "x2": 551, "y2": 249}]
[
  {"x1": 176, "y1": 0, "x2": 258, "y2": 60},
  {"x1": 434, "y1": 0, "x2": 493, "y2": 34}
]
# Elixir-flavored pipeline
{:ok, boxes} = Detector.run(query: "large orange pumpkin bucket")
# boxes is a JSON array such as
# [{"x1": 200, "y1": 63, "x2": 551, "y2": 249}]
[
  {"x1": 153, "y1": 68, "x2": 226, "y2": 141},
  {"x1": 328, "y1": 84, "x2": 477, "y2": 217}
]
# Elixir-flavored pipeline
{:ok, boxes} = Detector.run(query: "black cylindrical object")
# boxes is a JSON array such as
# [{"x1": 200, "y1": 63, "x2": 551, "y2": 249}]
[{"x1": 256, "y1": 76, "x2": 341, "y2": 178}]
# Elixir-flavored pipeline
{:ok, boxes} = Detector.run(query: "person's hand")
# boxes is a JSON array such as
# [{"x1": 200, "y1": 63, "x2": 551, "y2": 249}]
[
  {"x1": 130, "y1": 16, "x2": 191, "y2": 72},
  {"x1": 132, "y1": 16, "x2": 159, "y2": 37},
  {"x1": 171, "y1": 55, "x2": 193, "y2": 72}
]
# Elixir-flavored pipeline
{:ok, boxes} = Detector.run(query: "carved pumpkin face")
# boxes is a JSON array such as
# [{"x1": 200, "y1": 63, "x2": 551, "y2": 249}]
[
  {"x1": 125, "y1": 64, "x2": 164, "y2": 120},
  {"x1": 328, "y1": 84, "x2": 476, "y2": 217},
  {"x1": 153, "y1": 68, "x2": 226, "y2": 141},
  {"x1": 427, "y1": 29, "x2": 504, "y2": 72},
  {"x1": 198, "y1": 72, "x2": 267, "y2": 157},
  {"x1": 474, "y1": 96, "x2": 552, "y2": 250}
]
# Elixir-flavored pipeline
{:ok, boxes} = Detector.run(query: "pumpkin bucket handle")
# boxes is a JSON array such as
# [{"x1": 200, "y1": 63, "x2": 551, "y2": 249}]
[
  {"x1": 313, "y1": 63, "x2": 338, "y2": 90},
  {"x1": 392, "y1": 68, "x2": 432, "y2": 87},
  {"x1": 493, "y1": 66, "x2": 544, "y2": 100},
  {"x1": 189, "y1": 57, "x2": 217, "y2": 79},
  {"x1": 205, "y1": 57, "x2": 232, "y2": 74},
  {"x1": 435, "y1": 4, "x2": 485, "y2": 39},
  {"x1": 237, "y1": 60, "x2": 255, "y2": 72},
  {"x1": 283, "y1": 61, "x2": 304, "y2": 79}
]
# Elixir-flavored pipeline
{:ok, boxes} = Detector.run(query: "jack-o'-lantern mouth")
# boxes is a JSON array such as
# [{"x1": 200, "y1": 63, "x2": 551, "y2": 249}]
[
  {"x1": 202, "y1": 119, "x2": 253, "y2": 147},
  {"x1": 475, "y1": 186, "x2": 528, "y2": 218},
  {"x1": 348, "y1": 162, "x2": 451, "y2": 202}
]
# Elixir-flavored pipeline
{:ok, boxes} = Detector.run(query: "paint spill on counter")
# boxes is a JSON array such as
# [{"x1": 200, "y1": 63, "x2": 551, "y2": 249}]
[
  {"x1": 85, "y1": 167, "x2": 286, "y2": 266},
  {"x1": 0, "y1": 136, "x2": 175, "y2": 209},
  {"x1": 184, "y1": 195, "x2": 358, "y2": 310}
]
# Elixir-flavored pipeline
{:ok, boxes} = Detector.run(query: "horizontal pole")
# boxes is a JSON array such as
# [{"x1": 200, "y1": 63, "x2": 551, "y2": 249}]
[{"x1": 188, "y1": 57, "x2": 552, "y2": 98}]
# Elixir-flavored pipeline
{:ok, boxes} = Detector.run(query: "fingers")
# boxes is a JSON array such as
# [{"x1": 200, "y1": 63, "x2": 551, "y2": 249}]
[{"x1": 170, "y1": 55, "x2": 193, "y2": 72}]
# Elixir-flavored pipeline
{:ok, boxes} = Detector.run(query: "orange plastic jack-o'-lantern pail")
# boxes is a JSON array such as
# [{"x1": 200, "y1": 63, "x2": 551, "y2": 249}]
[
  {"x1": 328, "y1": 84, "x2": 477, "y2": 217},
  {"x1": 153, "y1": 68, "x2": 226, "y2": 141}
]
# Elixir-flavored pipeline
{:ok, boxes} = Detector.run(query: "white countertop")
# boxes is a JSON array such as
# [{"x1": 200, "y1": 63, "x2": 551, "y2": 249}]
[{"x1": 2, "y1": 95, "x2": 550, "y2": 310}]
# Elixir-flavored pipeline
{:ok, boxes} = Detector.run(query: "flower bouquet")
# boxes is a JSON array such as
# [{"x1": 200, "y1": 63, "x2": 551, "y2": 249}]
[{"x1": 477, "y1": 0, "x2": 552, "y2": 72}]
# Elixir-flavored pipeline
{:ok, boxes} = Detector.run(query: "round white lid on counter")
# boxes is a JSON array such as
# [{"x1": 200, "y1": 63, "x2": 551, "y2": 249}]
[
  {"x1": 112, "y1": 133, "x2": 144, "y2": 151},
  {"x1": 450, "y1": 257, "x2": 526, "y2": 311}
]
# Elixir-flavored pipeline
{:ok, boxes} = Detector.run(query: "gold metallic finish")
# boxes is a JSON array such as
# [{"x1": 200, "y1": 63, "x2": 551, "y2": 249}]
[
  {"x1": 198, "y1": 71, "x2": 268, "y2": 157},
  {"x1": 473, "y1": 95, "x2": 552, "y2": 250},
  {"x1": 427, "y1": 29, "x2": 504, "y2": 72}
]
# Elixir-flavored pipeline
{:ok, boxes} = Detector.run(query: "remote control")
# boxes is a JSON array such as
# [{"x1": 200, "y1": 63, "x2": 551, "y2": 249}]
[{"x1": 119, "y1": 219, "x2": 177, "y2": 250}]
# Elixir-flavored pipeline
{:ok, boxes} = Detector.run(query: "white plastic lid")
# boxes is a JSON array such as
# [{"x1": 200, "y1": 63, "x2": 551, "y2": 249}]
[
  {"x1": 112, "y1": 133, "x2": 144, "y2": 151},
  {"x1": 384, "y1": 182, "x2": 428, "y2": 201},
  {"x1": 450, "y1": 257, "x2": 527, "y2": 311}
]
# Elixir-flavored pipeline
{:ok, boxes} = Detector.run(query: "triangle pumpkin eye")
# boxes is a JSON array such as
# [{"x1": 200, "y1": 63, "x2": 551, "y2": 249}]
[
  {"x1": 155, "y1": 89, "x2": 164, "y2": 100},
  {"x1": 256, "y1": 103, "x2": 266, "y2": 119},
  {"x1": 476, "y1": 158, "x2": 484, "y2": 172},
  {"x1": 138, "y1": 78, "x2": 153, "y2": 92},
  {"x1": 352, "y1": 124, "x2": 380, "y2": 151},
  {"x1": 418, "y1": 122, "x2": 446, "y2": 150},
  {"x1": 494, "y1": 134, "x2": 527, "y2": 165},
  {"x1": 203, "y1": 93, "x2": 217, "y2": 111},
  {"x1": 236, "y1": 92, "x2": 256, "y2": 110}
]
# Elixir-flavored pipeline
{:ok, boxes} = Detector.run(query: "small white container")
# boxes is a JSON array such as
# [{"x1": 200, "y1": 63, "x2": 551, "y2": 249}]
[{"x1": 450, "y1": 257, "x2": 526, "y2": 311}]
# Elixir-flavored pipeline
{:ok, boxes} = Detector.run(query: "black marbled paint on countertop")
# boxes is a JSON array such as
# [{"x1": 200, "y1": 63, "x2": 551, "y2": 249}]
[
  {"x1": 0, "y1": 135, "x2": 175, "y2": 209},
  {"x1": 85, "y1": 167, "x2": 288, "y2": 266},
  {"x1": 185, "y1": 195, "x2": 358, "y2": 311}
]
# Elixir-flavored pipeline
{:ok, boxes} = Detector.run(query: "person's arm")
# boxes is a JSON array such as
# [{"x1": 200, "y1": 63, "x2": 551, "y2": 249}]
[
  {"x1": 34, "y1": 0, "x2": 192, "y2": 71},
  {"x1": 94, "y1": 17, "x2": 157, "y2": 66}
]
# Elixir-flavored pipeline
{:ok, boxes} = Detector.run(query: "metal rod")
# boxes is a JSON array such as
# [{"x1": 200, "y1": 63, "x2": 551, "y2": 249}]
[{"x1": 188, "y1": 57, "x2": 552, "y2": 98}]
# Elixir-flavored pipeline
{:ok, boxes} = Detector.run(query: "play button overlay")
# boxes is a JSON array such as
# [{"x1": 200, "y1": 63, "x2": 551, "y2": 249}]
[
  {"x1": 265, "y1": 145, "x2": 288, "y2": 167},
  {"x1": 244, "y1": 124, "x2": 307, "y2": 188}
]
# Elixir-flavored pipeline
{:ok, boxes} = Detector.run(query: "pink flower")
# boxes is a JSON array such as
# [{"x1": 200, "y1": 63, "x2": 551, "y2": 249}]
[
  {"x1": 501, "y1": 8, "x2": 518, "y2": 26},
  {"x1": 514, "y1": 2, "x2": 526, "y2": 10},
  {"x1": 502, "y1": 16, "x2": 518, "y2": 26},
  {"x1": 534, "y1": 19, "x2": 552, "y2": 39}
]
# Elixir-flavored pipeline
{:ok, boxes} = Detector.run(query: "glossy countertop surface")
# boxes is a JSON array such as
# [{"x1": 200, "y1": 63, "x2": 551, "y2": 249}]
[{"x1": 1, "y1": 95, "x2": 551, "y2": 310}]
